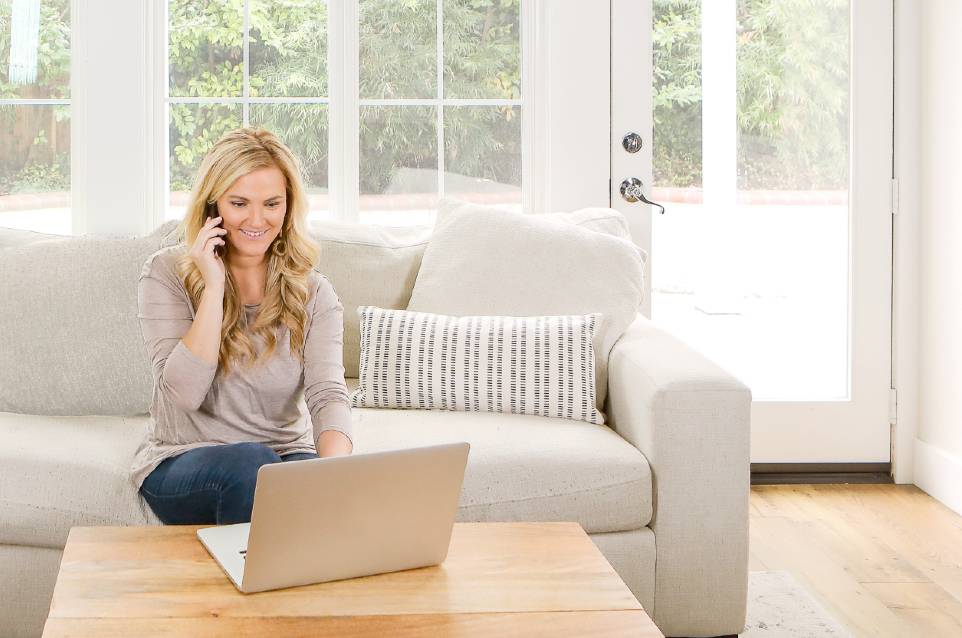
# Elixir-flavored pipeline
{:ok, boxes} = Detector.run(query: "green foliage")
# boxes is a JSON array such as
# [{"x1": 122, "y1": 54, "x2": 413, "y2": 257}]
[
  {"x1": 653, "y1": 0, "x2": 850, "y2": 190},
  {"x1": 2, "y1": 0, "x2": 849, "y2": 196},
  {"x1": 653, "y1": 0, "x2": 703, "y2": 188},
  {"x1": 0, "y1": 0, "x2": 71, "y2": 194},
  {"x1": 0, "y1": 0, "x2": 71, "y2": 99},
  {"x1": 168, "y1": 0, "x2": 245, "y2": 97},
  {"x1": 735, "y1": 0, "x2": 848, "y2": 190},
  {"x1": 169, "y1": 103, "x2": 242, "y2": 190},
  {"x1": 165, "y1": 0, "x2": 522, "y2": 195},
  {"x1": 5, "y1": 151, "x2": 69, "y2": 193}
]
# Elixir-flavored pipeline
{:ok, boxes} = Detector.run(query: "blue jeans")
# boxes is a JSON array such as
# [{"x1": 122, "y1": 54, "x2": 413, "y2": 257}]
[{"x1": 140, "y1": 441, "x2": 319, "y2": 525}]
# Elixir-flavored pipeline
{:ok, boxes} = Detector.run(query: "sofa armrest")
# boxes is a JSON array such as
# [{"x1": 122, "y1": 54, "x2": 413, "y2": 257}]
[{"x1": 606, "y1": 312, "x2": 751, "y2": 637}]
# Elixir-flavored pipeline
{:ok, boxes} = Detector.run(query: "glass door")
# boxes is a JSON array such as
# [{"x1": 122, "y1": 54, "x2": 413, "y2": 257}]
[{"x1": 612, "y1": 0, "x2": 893, "y2": 463}]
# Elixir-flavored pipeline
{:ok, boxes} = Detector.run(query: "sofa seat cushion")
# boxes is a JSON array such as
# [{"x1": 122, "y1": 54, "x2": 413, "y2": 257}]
[
  {"x1": 0, "y1": 382, "x2": 652, "y2": 548},
  {"x1": 348, "y1": 381, "x2": 653, "y2": 534},
  {"x1": 0, "y1": 412, "x2": 162, "y2": 549}
]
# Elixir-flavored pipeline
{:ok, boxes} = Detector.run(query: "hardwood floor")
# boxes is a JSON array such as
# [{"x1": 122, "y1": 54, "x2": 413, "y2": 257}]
[{"x1": 750, "y1": 484, "x2": 962, "y2": 637}]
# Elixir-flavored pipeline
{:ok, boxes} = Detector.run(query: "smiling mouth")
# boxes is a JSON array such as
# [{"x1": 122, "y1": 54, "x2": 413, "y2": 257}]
[{"x1": 240, "y1": 229, "x2": 268, "y2": 239}]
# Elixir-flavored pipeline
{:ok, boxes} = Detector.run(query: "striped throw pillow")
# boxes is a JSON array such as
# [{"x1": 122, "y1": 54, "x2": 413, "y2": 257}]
[{"x1": 350, "y1": 306, "x2": 604, "y2": 425}]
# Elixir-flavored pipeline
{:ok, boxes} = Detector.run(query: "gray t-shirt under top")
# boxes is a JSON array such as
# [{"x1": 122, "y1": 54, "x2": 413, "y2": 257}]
[{"x1": 129, "y1": 244, "x2": 354, "y2": 490}]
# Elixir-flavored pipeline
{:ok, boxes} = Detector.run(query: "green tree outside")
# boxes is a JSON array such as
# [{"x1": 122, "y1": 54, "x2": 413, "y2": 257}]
[
  {"x1": 652, "y1": 0, "x2": 849, "y2": 191},
  {"x1": 1, "y1": 0, "x2": 849, "y2": 197},
  {"x1": 0, "y1": 0, "x2": 70, "y2": 195}
]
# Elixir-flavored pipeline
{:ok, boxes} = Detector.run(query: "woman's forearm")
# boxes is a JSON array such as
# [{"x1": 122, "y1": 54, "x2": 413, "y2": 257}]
[
  {"x1": 181, "y1": 284, "x2": 225, "y2": 365},
  {"x1": 317, "y1": 429, "x2": 353, "y2": 457}
]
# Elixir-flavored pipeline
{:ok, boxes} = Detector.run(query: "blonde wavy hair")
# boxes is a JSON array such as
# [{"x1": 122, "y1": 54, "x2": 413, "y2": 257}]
[{"x1": 169, "y1": 127, "x2": 321, "y2": 379}]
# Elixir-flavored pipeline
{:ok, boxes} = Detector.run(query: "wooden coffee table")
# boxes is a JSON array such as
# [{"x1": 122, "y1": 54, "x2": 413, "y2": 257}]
[{"x1": 42, "y1": 521, "x2": 663, "y2": 637}]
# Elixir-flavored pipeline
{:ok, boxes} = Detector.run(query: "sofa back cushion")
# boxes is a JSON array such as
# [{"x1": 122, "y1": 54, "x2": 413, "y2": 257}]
[
  {"x1": 309, "y1": 221, "x2": 432, "y2": 377},
  {"x1": 0, "y1": 222, "x2": 175, "y2": 416},
  {"x1": 0, "y1": 227, "x2": 69, "y2": 250},
  {"x1": 406, "y1": 200, "x2": 646, "y2": 416},
  {"x1": 0, "y1": 206, "x2": 635, "y2": 417}
]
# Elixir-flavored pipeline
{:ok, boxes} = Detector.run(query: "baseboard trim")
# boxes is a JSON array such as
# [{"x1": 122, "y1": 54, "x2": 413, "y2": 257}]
[
  {"x1": 750, "y1": 462, "x2": 893, "y2": 485},
  {"x1": 913, "y1": 437, "x2": 962, "y2": 516}
]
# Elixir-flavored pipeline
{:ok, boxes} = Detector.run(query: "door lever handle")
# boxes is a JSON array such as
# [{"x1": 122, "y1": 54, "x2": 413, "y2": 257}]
[{"x1": 620, "y1": 178, "x2": 665, "y2": 214}]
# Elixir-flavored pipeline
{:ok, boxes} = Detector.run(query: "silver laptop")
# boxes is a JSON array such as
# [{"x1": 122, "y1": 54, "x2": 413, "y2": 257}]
[{"x1": 196, "y1": 441, "x2": 470, "y2": 594}]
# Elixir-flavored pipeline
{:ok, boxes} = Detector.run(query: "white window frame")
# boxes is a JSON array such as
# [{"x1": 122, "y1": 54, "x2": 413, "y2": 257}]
[
  {"x1": 150, "y1": 0, "x2": 534, "y2": 228},
  {"x1": 68, "y1": 0, "x2": 609, "y2": 235}
]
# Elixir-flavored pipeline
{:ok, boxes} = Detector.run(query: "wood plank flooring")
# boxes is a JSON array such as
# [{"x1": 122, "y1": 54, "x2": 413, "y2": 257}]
[{"x1": 750, "y1": 484, "x2": 962, "y2": 637}]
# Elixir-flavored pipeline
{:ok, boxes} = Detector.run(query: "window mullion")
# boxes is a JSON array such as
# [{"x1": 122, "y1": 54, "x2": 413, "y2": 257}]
[
  {"x1": 69, "y1": 0, "x2": 87, "y2": 234},
  {"x1": 330, "y1": 0, "x2": 359, "y2": 223},
  {"x1": 72, "y1": 0, "x2": 151, "y2": 235},
  {"x1": 243, "y1": 0, "x2": 250, "y2": 126},
  {"x1": 148, "y1": 0, "x2": 168, "y2": 230},
  {"x1": 521, "y1": 0, "x2": 547, "y2": 215},
  {"x1": 436, "y1": 0, "x2": 444, "y2": 207}
]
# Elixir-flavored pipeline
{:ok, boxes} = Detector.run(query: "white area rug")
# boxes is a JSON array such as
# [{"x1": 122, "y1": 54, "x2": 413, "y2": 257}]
[{"x1": 741, "y1": 571, "x2": 854, "y2": 637}]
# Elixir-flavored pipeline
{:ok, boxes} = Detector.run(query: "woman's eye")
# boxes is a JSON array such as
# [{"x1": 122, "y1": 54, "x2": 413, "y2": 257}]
[{"x1": 231, "y1": 201, "x2": 280, "y2": 208}]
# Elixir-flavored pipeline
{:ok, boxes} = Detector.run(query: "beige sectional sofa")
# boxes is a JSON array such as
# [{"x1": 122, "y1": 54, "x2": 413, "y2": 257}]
[{"x1": 0, "y1": 215, "x2": 750, "y2": 637}]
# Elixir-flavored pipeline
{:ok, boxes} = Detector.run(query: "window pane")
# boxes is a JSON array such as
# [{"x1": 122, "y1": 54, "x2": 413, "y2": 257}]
[
  {"x1": 0, "y1": 0, "x2": 70, "y2": 99},
  {"x1": 650, "y1": 0, "x2": 852, "y2": 401},
  {"x1": 359, "y1": 105, "x2": 437, "y2": 224},
  {"x1": 359, "y1": 0, "x2": 436, "y2": 100},
  {"x1": 443, "y1": 105, "x2": 520, "y2": 207},
  {"x1": 442, "y1": 0, "x2": 520, "y2": 100},
  {"x1": 651, "y1": 0, "x2": 702, "y2": 189},
  {"x1": 249, "y1": 103, "x2": 330, "y2": 218},
  {"x1": 249, "y1": 0, "x2": 328, "y2": 98},
  {"x1": 168, "y1": 0, "x2": 243, "y2": 98},
  {"x1": 168, "y1": 103, "x2": 242, "y2": 219},
  {"x1": 0, "y1": 104, "x2": 70, "y2": 232},
  {"x1": 736, "y1": 0, "x2": 848, "y2": 191}
]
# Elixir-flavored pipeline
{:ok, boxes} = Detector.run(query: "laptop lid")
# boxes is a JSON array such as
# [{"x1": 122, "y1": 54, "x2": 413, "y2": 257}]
[{"x1": 240, "y1": 441, "x2": 470, "y2": 593}]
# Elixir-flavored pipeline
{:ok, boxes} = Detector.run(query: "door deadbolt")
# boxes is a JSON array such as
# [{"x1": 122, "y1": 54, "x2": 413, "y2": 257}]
[{"x1": 622, "y1": 132, "x2": 643, "y2": 153}]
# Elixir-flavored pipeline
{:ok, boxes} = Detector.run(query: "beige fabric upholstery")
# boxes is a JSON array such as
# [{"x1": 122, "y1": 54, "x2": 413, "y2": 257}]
[
  {"x1": 407, "y1": 200, "x2": 646, "y2": 418},
  {"x1": 436, "y1": 198, "x2": 650, "y2": 265},
  {"x1": 0, "y1": 545, "x2": 63, "y2": 638},
  {"x1": 607, "y1": 313, "x2": 752, "y2": 637},
  {"x1": 298, "y1": 221, "x2": 432, "y2": 378},
  {"x1": 0, "y1": 385, "x2": 651, "y2": 548},
  {"x1": 0, "y1": 226, "x2": 69, "y2": 250},
  {"x1": 590, "y1": 526, "x2": 656, "y2": 615},
  {"x1": 0, "y1": 412, "x2": 163, "y2": 548},
  {"x1": 346, "y1": 379, "x2": 652, "y2": 533},
  {"x1": 0, "y1": 223, "x2": 174, "y2": 417}
]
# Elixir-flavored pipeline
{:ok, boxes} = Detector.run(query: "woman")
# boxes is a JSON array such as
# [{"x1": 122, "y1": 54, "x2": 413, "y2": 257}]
[{"x1": 129, "y1": 127, "x2": 353, "y2": 525}]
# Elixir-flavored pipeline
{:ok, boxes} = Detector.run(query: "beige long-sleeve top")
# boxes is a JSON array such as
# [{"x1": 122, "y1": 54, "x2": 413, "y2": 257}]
[{"x1": 129, "y1": 244, "x2": 353, "y2": 490}]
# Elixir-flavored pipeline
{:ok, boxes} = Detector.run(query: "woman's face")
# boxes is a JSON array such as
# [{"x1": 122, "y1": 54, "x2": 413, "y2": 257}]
[{"x1": 216, "y1": 166, "x2": 288, "y2": 259}]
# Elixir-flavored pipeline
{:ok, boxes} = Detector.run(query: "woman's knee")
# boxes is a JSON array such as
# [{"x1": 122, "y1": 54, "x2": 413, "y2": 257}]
[
  {"x1": 218, "y1": 442, "x2": 281, "y2": 484},
  {"x1": 223, "y1": 441, "x2": 282, "y2": 465}
]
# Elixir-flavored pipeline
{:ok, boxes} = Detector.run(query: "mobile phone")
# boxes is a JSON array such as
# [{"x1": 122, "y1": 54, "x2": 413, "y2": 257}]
[{"x1": 206, "y1": 201, "x2": 223, "y2": 257}]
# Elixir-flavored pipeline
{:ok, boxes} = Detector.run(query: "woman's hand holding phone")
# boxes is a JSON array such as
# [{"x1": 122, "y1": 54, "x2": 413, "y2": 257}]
[{"x1": 190, "y1": 211, "x2": 228, "y2": 292}]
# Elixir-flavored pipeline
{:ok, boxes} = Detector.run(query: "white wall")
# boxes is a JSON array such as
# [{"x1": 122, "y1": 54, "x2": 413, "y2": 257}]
[{"x1": 913, "y1": 0, "x2": 962, "y2": 512}]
